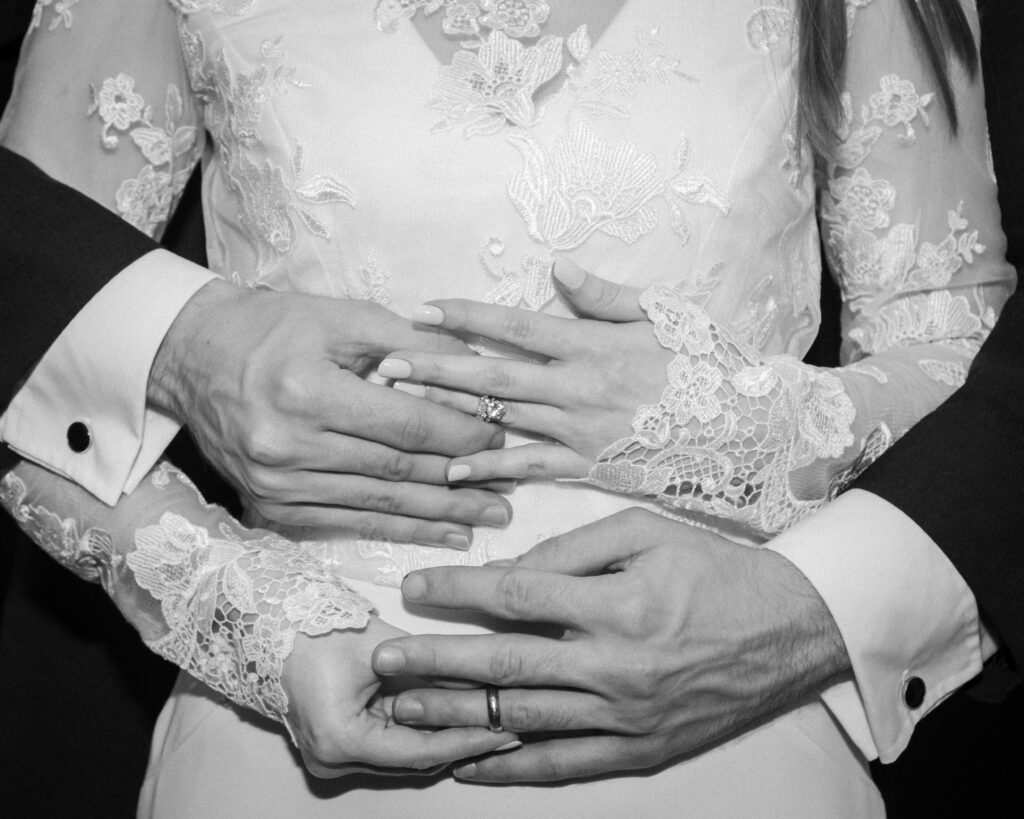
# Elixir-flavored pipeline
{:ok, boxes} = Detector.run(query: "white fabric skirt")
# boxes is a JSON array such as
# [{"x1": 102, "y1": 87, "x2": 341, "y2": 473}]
[{"x1": 139, "y1": 573, "x2": 884, "y2": 819}]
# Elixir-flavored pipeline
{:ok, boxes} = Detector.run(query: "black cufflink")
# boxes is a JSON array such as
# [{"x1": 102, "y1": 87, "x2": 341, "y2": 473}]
[
  {"x1": 67, "y1": 421, "x2": 92, "y2": 453},
  {"x1": 903, "y1": 676, "x2": 926, "y2": 709}
]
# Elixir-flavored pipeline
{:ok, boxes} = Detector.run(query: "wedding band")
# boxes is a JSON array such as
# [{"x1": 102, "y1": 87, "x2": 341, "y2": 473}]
[
  {"x1": 475, "y1": 394, "x2": 507, "y2": 424},
  {"x1": 485, "y1": 685, "x2": 503, "y2": 733}
]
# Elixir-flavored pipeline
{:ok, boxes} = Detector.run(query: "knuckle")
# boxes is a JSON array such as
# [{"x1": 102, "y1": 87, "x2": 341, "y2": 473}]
[
  {"x1": 488, "y1": 641, "x2": 525, "y2": 686},
  {"x1": 500, "y1": 313, "x2": 535, "y2": 346},
  {"x1": 243, "y1": 425, "x2": 285, "y2": 466},
  {"x1": 482, "y1": 366, "x2": 517, "y2": 396},
  {"x1": 378, "y1": 450, "x2": 414, "y2": 482},
  {"x1": 277, "y1": 370, "x2": 313, "y2": 412},
  {"x1": 357, "y1": 488, "x2": 402, "y2": 515},
  {"x1": 397, "y1": 412, "x2": 431, "y2": 451},
  {"x1": 495, "y1": 570, "x2": 533, "y2": 617},
  {"x1": 594, "y1": 280, "x2": 624, "y2": 311}
]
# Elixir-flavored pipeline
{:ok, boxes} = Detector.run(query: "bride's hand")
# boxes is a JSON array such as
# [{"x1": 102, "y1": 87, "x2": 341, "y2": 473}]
[
  {"x1": 281, "y1": 617, "x2": 518, "y2": 778},
  {"x1": 376, "y1": 261, "x2": 672, "y2": 483}
]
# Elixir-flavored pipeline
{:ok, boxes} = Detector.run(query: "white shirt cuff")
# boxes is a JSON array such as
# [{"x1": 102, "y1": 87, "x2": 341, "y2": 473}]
[
  {"x1": 768, "y1": 489, "x2": 987, "y2": 762},
  {"x1": 0, "y1": 249, "x2": 217, "y2": 504}
]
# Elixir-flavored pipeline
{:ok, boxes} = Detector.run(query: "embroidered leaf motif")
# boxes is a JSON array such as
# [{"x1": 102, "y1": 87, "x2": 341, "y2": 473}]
[
  {"x1": 567, "y1": 24, "x2": 591, "y2": 62},
  {"x1": 294, "y1": 175, "x2": 357, "y2": 206},
  {"x1": 295, "y1": 207, "x2": 331, "y2": 240},
  {"x1": 165, "y1": 83, "x2": 184, "y2": 127}
]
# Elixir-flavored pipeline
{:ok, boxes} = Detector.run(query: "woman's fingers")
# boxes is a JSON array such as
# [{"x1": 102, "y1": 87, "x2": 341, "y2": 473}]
[
  {"x1": 422, "y1": 387, "x2": 568, "y2": 442},
  {"x1": 378, "y1": 352, "x2": 570, "y2": 406},
  {"x1": 552, "y1": 260, "x2": 646, "y2": 322},
  {"x1": 412, "y1": 299, "x2": 592, "y2": 359},
  {"x1": 444, "y1": 444, "x2": 590, "y2": 483},
  {"x1": 392, "y1": 687, "x2": 609, "y2": 734}
]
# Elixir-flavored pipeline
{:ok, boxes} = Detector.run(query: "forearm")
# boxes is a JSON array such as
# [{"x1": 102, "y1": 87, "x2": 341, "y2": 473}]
[{"x1": 0, "y1": 458, "x2": 374, "y2": 722}]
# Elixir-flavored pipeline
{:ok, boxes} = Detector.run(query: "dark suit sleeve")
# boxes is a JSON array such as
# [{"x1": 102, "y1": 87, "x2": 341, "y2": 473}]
[
  {"x1": 855, "y1": 0, "x2": 1024, "y2": 665},
  {"x1": 0, "y1": 147, "x2": 157, "y2": 410}
]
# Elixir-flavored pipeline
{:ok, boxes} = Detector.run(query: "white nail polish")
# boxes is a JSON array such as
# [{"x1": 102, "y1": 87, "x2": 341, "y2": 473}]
[
  {"x1": 495, "y1": 740, "x2": 522, "y2": 752},
  {"x1": 447, "y1": 464, "x2": 472, "y2": 482},
  {"x1": 553, "y1": 261, "x2": 586, "y2": 290},
  {"x1": 412, "y1": 305, "x2": 445, "y2": 325},
  {"x1": 377, "y1": 358, "x2": 412, "y2": 380}
]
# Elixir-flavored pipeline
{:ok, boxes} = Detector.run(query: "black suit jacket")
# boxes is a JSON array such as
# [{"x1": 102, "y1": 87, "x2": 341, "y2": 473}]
[
  {"x1": 860, "y1": 2, "x2": 1024, "y2": 814},
  {"x1": 1, "y1": 3, "x2": 181, "y2": 814},
  {"x1": 857, "y1": 0, "x2": 1024, "y2": 674}
]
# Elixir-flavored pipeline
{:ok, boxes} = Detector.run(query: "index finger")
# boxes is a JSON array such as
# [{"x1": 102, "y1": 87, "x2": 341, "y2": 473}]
[
  {"x1": 325, "y1": 371, "x2": 504, "y2": 456},
  {"x1": 401, "y1": 565, "x2": 589, "y2": 627},
  {"x1": 413, "y1": 299, "x2": 590, "y2": 360}
]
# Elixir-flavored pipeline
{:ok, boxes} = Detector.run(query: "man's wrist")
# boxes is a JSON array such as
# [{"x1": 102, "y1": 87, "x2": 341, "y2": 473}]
[
  {"x1": 147, "y1": 277, "x2": 243, "y2": 422},
  {"x1": 759, "y1": 548, "x2": 852, "y2": 693}
]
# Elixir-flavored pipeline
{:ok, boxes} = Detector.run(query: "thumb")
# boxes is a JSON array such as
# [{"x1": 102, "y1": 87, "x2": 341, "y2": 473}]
[
  {"x1": 552, "y1": 259, "x2": 646, "y2": 322},
  {"x1": 498, "y1": 510, "x2": 644, "y2": 576}
]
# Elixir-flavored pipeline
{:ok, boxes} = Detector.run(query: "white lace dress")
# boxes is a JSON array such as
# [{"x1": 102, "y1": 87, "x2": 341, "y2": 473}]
[{"x1": 1, "y1": 0, "x2": 1012, "y2": 816}]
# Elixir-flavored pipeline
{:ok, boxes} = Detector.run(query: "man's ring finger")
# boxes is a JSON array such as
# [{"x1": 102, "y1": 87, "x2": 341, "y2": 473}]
[{"x1": 485, "y1": 685, "x2": 503, "y2": 732}]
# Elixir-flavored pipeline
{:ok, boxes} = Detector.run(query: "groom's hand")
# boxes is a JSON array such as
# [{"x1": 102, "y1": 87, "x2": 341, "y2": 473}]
[
  {"x1": 147, "y1": 279, "x2": 510, "y2": 548},
  {"x1": 371, "y1": 509, "x2": 850, "y2": 782}
]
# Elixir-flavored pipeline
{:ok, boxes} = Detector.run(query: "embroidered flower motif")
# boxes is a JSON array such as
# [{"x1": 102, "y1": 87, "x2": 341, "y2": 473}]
[
  {"x1": 429, "y1": 29, "x2": 563, "y2": 136},
  {"x1": 479, "y1": 0, "x2": 550, "y2": 39},
  {"x1": 866, "y1": 74, "x2": 933, "y2": 143},
  {"x1": 87, "y1": 78, "x2": 199, "y2": 236},
  {"x1": 116, "y1": 166, "x2": 176, "y2": 236},
  {"x1": 665, "y1": 358, "x2": 724, "y2": 426},
  {"x1": 507, "y1": 122, "x2": 663, "y2": 250},
  {"x1": 746, "y1": 5, "x2": 793, "y2": 53},
  {"x1": 827, "y1": 166, "x2": 896, "y2": 231},
  {"x1": 795, "y1": 373, "x2": 856, "y2": 460},
  {"x1": 589, "y1": 50, "x2": 649, "y2": 98},
  {"x1": 30, "y1": 0, "x2": 81, "y2": 31},
  {"x1": 641, "y1": 287, "x2": 714, "y2": 355},
  {"x1": 95, "y1": 74, "x2": 146, "y2": 135},
  {"x1": 443, "y1": 2, "x2": 482, "y2": 36}
]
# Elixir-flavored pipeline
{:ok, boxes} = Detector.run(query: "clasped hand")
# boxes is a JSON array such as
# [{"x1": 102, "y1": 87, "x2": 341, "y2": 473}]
[
  {"x1": 370, "y1": 509, "x2": 848, "y2": 783},
  {"x1": 150, "y1": 279, "x2": 512, "y2": 547},
  {"x1": 377, "y1": 261, "x2": 673, "y2": 482}
]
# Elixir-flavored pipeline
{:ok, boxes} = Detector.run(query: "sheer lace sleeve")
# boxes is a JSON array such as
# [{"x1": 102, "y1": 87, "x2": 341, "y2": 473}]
[
  {"x1": 588, "y1": 0, "x2": 1014, "y2": 539},
  {"x1": 0, "y1": 459, "x2": 374, "y2": 722},
  {"x1": 0, "y1": 0, "x2": 202, "y2": 238}
]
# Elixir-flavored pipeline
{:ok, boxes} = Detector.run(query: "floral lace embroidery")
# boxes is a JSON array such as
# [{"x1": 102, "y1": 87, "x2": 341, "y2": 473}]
[
  {"x1": 178, "y1": 24, "x2": 355, "y2": 275},
  {"x1": 865, "y1": 74, "x2": 933, "y2": 144},
  {"x1": 0, "y1": 465, "x2": 373, "y2": 724},
  {"x1": 507, "y1": 123, "x2": 728, "y2": 254},
  {"x1": 30, "y1": 0, "x2": 81, "y2": 30},
  {"x1": 171, "y1": 0, "x2": 256, "y2": 12},
  {"x1": 587, "y1": 286, "x2": 857, "y2": 538},
  {"x1": 477, "y1": 238, "x2": 557, "y2": 310},
  {"x1": 562, "y1": 26, "x2": 695, "y2": 123},
  {"x1": 428, "y1": 28, "x2": 564, "y2": 135},
  {"x1": 746, "y1": 5, "x2": 792, "y2": 53},
  {"x1": 918, "y1": 358, "x2": 968, "y2": 387},
  {"x1": 87, "y1": 75, "x2": 199, "y2": 236}
]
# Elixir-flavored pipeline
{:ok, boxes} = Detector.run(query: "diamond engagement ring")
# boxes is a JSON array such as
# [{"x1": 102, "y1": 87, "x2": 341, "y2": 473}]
[
  {"x1": 475, "y1": 394, "x2": 507, "y2": 424},
  {"x1": 485, "y1": 685, "x2": 503, "y2": 732}
]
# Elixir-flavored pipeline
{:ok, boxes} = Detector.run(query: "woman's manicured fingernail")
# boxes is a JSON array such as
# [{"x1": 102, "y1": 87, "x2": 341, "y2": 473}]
[
  {"x1": 453, "y1": 763, "x2": 477, "y2": 779},
  {"x1": 495, "y1": 740, "x2": 522, "y2": 752},
  {"x1": 412, "y1": 305, "x2": 445, "y2": 325},
  {"x1": 553, "y1": 261, "x2": 586, "y2": 290},
  {"x1": 480, "y1": 506, "x2": 509, "y2": 528},
  {"x1": 402, "y1": 573, "x2": 427, "y2": 600},
  {"x1": 393, "y1": 696, "x2": 425, "y2": 722},
  {"x1": 444, "y1": 532, "x2": 471, "y2": 551},
  {"x1": 377, "y1": 358, "x2": 412, "y2": 380},
  {"x1": 374, "y1": 646, "x2": 406, "y2": 674},
  {"x1": 447, "y1": 464, "x2": 472, "y2": 482}
]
